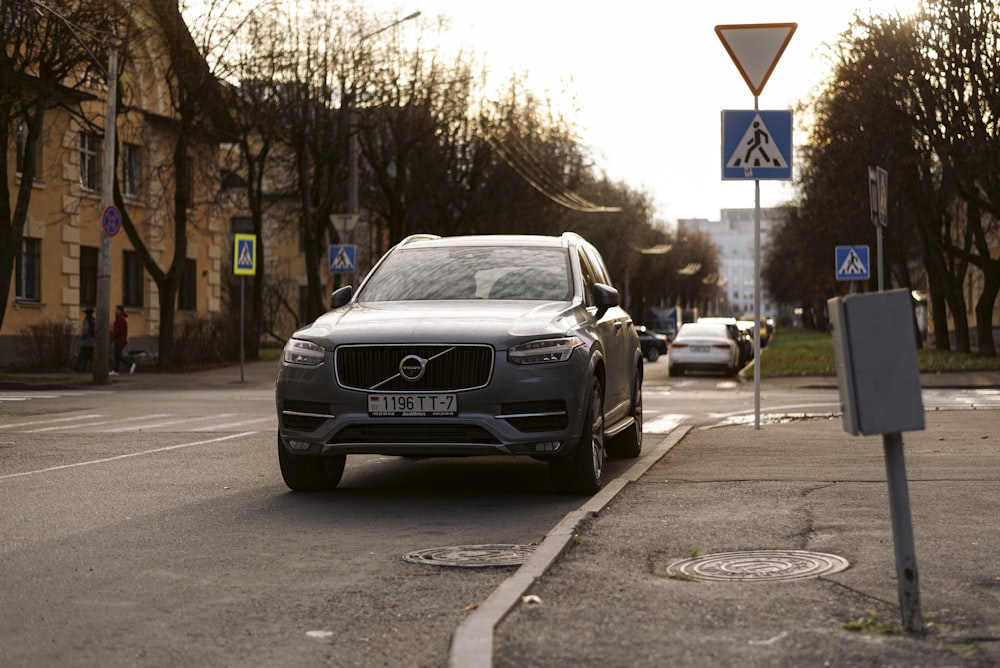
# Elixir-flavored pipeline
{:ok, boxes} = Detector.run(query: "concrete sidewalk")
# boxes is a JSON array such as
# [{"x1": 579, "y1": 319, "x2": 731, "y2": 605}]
[{"x1": 492, "y1": 409, "x2": 1000, "y2": 667}]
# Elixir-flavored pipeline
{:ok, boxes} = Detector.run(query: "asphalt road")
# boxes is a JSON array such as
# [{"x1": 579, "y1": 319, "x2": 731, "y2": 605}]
[{"x1": 2, "y1": 359, "x2": 998, "y2": 666}]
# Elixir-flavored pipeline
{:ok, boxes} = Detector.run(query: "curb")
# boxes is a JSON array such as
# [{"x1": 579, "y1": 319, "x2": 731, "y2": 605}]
[{"x1": 446, "y1": 426, "x2": 692, "y2": 668}]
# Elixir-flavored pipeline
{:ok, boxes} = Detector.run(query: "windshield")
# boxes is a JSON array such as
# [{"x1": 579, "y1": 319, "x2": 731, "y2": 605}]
[{"x1": 359, "y1": 246, "x2": 573, "y2": 302}]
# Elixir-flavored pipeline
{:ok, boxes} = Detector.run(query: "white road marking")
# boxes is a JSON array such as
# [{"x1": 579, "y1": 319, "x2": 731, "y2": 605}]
[
  {"x1": 23, "y1": 414, "x2": 172, "y2": 433},
  {"x1": 0, "y1": 432, "x2": 258, "y2": 480}
]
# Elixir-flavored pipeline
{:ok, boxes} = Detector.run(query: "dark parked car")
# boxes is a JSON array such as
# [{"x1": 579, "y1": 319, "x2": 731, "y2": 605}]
[
  {"x1": 275, "y1": 232, "x2": 644, "y2": 494},
  {"x1": 637, "y1": 326, "x2": 669, "y2": 362}
]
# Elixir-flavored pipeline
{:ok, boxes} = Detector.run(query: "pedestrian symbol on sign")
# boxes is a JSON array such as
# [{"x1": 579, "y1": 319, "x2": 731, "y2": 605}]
[
  {"x1": 329, "y1": 244, "x2": 356, "y2": 274},
  {"x1": 835, "y1": 245, "x2": 870, "y2": 281},
  {"x1": 727, "y1": 114, "x2": 788, "y2": 170}
]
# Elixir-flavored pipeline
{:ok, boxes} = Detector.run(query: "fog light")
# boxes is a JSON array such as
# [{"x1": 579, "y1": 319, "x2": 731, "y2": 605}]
[
  {"x1": 287, "y1": 439, "x2": 312, "y2": 451},
  {"x1": 534, "y1": 441, "x2": 561, "y2": 452}
]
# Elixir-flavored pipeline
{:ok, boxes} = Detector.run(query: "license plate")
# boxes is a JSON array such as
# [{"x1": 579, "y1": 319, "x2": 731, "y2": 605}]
[
  {"x1": 368, "y1": 394, "x2": 457, "y2": 417},
  {"x1": 691, "y1": 345, "x2": 711, "y2": 353}
]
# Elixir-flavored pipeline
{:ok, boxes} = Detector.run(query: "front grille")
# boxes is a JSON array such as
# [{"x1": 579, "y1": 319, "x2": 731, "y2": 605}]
[
  {"x1": 336, "y1": 345, "x2": 494, "y2": 392},
  {"x1": 331, "y1": 424, "x2": 499, "y2": 445}
]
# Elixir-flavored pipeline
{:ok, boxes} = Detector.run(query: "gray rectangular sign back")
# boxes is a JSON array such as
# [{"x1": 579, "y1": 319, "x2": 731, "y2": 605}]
[{"x1": 828, "y1": 289, "x2": 925, "y2": 436}]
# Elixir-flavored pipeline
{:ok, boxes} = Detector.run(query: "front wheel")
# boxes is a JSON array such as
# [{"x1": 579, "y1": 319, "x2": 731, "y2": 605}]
[
  {"x1": 277, "y1": 436, "x2": 346, "y2": 491},
  {"x1": 550, "y1": 380, "x2": 605, "y2": 495},
  {"x1": 646, "y1": 347, "x2": 660, "y2": 362}
]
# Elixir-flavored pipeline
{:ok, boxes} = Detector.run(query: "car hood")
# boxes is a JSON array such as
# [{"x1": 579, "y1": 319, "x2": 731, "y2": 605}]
[{"x1": 292, "y1": 300, "x2": 587, "y2": 348}]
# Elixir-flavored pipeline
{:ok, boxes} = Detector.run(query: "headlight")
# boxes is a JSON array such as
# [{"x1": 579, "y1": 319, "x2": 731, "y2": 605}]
[
  {"x1": 283, "y1": 339, "x2": 326, "y2": 366},
  {"x1": 508, "y1": 337, "x2": 582, "y2": 365}
]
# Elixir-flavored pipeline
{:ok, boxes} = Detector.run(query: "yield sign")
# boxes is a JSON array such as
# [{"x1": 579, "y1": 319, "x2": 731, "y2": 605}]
[{"x1": 715, "y1": 23, "x2": 797, "y2": 96}]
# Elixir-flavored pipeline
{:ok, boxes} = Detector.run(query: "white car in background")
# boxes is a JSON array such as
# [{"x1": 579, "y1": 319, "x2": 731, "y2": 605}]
[{"x1": 667, "y1": 322, "x2": 740, "y2": 377}]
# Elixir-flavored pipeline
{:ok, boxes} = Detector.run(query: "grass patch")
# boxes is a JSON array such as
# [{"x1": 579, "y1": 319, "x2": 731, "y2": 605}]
[
  {"x1": 748, "y1": 328, "x2": 1000, "y2": 378},
  {"x1": 842, "y1": 615, "x2": 906, "y2": 635}
]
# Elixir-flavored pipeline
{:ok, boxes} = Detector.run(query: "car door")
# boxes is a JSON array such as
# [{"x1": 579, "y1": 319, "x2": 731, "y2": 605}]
[{"x1": 578, "y1": 247, "x2": 630, "y2": 422}]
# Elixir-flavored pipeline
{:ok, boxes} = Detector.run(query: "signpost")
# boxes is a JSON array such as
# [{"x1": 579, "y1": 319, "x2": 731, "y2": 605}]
[
  {"x1": 233, "y1": 233, "x2": 257, "y2": 382},
  {"x1": 869, "y1": 166, "x2": 888, "y2": 291},
  {"x1": 716, "y1": 22, "x2": 796, "y2": 429},
  {"x1": 829, "y1": 290, "x2": 925, "y2": 633}
]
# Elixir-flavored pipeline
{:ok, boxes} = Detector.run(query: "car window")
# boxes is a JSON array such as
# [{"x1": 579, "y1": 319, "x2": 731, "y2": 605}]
[
  {"x1": 582, "y1": 245, "x2": 612, "y2": 286},
  {"x1": 359, "y1": 246, "x2": 572, "y2": 302},
  {"x1": 576, "y1": 248, "x2": 598, "y2": 307}
]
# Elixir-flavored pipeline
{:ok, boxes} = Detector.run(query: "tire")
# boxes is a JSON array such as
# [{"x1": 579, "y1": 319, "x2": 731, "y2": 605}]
[
  {"x1": 646, "y1": 347, "x2": 660, "y2": 362},
  {"x1": 277, "y1": 436, "x2": 346, "y2": 491},
  {"x1": 608, "y1": 367, "x2": 643, "y2": 459},
  {"x1": 668, "y1": 364, "x2": 682, "y2": 377},
  {"x1": 550, "y1": 379, "x2": 605, "y2": 494}
]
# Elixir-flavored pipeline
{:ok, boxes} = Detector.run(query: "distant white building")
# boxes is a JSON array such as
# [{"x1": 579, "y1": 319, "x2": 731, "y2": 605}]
[{"x1": 678, "y1": 208, "x2": 787, "y2": 318}]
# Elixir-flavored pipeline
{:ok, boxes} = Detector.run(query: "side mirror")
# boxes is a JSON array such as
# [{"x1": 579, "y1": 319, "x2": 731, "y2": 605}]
[
  {"x1": 331, "y1": 285, "x2": 353, "y2": 309},
  {"x1": 593, "y1": 283, "x2": 619, "y2": 318}
]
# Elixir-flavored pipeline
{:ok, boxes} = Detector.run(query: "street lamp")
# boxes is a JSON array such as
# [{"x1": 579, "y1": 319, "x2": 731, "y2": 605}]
[{"x1": 347, "y1": 11, "x2": 420, "y2": 270}]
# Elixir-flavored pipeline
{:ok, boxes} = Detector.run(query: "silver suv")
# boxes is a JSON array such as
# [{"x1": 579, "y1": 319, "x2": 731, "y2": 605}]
[{"x1": 275, "y1": 232, "x2": 643, "y2": 494}]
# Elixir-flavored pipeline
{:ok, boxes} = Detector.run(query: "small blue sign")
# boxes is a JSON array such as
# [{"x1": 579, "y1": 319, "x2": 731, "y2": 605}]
[
  {"x1": 234, "y1": 233, "x2": 257, "y2": 275},
  {"x1": 836, "y1": 245, "x2": 870, "y2": 281},
  {"x1": 329, "y1": 245, "x2": 356, "y2": 274},
  {"x1": 722, "y1": 110, "x2": 793, "y2": 180},
  {"x1": 102, "y1": 206, "x2": 122, "y2": 237}
]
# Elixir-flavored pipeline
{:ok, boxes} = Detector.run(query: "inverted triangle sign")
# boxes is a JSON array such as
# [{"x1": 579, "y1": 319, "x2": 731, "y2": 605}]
[{"x1": 716, "y1": 23, "x2": 797, "y2": 96}]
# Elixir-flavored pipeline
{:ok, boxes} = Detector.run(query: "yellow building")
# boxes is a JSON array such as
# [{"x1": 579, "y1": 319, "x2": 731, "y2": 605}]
[{"x1": 2, "y1": 0, "x2": 231, "y2": 370}]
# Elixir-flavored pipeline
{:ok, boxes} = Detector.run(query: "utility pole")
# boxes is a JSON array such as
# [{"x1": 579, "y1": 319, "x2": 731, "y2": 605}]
[{"x1": 93, "y1": 36, "x2": 119, "y2": 385}]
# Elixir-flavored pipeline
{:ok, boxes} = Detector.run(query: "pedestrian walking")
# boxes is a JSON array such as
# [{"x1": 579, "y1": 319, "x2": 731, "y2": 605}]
[
  {"x1": 74, "y1": 308, "x2": 96, "y2": 372},
  {"x1": 109, "y1": 304, "x2": 136, "y2": 375}
]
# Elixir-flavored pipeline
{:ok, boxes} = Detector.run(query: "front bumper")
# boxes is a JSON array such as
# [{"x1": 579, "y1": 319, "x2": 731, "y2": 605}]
[{"x1": 276, "y1": 349, "x2": 591, "y2": 459}]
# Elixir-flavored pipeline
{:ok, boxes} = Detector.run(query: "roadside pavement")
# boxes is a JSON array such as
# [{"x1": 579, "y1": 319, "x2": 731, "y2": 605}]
[
  {"x1": 488, "y1": 378, "x2": 1000, "y2": 667},
  {"x1": 0, "y1": 358, "x2": 280, "y2": 392}
]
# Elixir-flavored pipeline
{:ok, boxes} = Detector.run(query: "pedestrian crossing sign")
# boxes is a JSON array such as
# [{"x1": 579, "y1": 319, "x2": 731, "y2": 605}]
[
  {"x1": 835, "y1": 245, "x2": 870, "y2": 281},
  {"x1": 234, "y1": 233, "x2": 256, "y2": 276},
  {"x1": 721, "y1": 110, "x2": 793, "y2": 180},
  {"x1": 329, "y1": 244, "x2": 356, "y2": 274}
]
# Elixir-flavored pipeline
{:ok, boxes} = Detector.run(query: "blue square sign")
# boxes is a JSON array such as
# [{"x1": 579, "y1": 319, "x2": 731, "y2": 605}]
[
  {"x1": 722, "y1": 110, "x2": 793, "y2": 180},
  {"x1": 329, "y1": 245, "x2": 356, "y2": 274},
  {"x1": 835, "y1": 245, "x2": 870, "y2": 281}
]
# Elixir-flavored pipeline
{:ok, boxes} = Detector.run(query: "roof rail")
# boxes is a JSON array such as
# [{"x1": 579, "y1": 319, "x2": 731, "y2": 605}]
[{"x1": 396, "y1": 233, "x2": 441, "y2": 247}]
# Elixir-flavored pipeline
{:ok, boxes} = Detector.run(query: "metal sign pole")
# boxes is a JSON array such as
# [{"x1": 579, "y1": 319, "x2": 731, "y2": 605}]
[
  {"x1": 240, "y1": 275, "x2": 245, "y2": 383},
  {"x1": 883, "y1": 431, "x2": 923, "y2": 632}
]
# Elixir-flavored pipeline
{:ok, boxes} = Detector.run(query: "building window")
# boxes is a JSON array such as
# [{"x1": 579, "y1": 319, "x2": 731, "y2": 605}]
[
  {"x1": 80, "y1": 132, "x2": 100, "y2": 192},
  {"x1": 15, "y1": 120, "x2": 40, "y2": 177},
  {"x1": 122, "y1": 250, "x2": 144, "y2": 308},
  {"x1": 80, "y1": 246, "x2": 98, "y2": 306},
  {"x1": 16, "y1": 237, "x2": 41, "y2": 302},
  {"x1": 178, "y1": 259, "x2": 197, "y2": 311},
  {"x1": 122, "y1": 143, "x2": 140, "y2": 198}
]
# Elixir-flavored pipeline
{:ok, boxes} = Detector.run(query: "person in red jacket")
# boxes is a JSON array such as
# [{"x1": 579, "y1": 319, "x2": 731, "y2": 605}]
[{"x1": 109, "y1": 304, "x2": 135, "y2": 375}]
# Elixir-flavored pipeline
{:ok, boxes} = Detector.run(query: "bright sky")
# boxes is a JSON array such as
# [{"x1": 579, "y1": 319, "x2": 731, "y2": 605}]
[{"x1": 365, "y1": 0, "x2": 919, "y2": 224}]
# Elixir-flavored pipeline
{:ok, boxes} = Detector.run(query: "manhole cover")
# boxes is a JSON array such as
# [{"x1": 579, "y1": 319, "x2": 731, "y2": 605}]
[
  {"x1": 402, "y1": 544, "x2": 536, "y2": 568},
  {"x1": 663, "y1": 550, "x2": 850, "y2": 582}
]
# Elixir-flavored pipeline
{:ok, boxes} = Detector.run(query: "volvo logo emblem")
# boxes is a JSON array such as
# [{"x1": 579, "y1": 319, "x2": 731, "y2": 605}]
[{"x1": 399, "y1": 354, "x2": 427, "y2": 382}]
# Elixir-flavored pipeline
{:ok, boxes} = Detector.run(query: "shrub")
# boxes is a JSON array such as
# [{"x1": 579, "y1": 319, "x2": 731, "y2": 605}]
[
  {"x1": 19, "y1": 320, "x2": 75, "y2": 371},
  {"x1": 172, "y1": 315, "x2": 241, "y2": 369}
]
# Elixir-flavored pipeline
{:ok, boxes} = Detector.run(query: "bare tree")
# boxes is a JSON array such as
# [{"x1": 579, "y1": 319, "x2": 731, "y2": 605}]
[{"x1": 0, "y1": 0, "x2": 123, "y2": 333}]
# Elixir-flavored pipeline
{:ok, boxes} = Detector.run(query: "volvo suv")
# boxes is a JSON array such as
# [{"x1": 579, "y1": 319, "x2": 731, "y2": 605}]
[{"x1": 275, "y1": 232, "x2": 643, "y2": 494}]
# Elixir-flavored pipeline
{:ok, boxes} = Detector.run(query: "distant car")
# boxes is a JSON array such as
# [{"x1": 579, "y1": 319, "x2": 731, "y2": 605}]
[
  {"x1": 668, "y1": 322, "x2": 740, "y2": 377},
  {"x1": 636, "y1": 326, "x2": 669, "y2": 362},
  {"x1": 698, "y1": 317, "x2": 753, "y2": 368},
  {"x1": 739, "y1": 315, "x2": 773, "y2": 347},
  {"x1": 275, "y1": 232, "x2": 644, "y2": 495}
]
